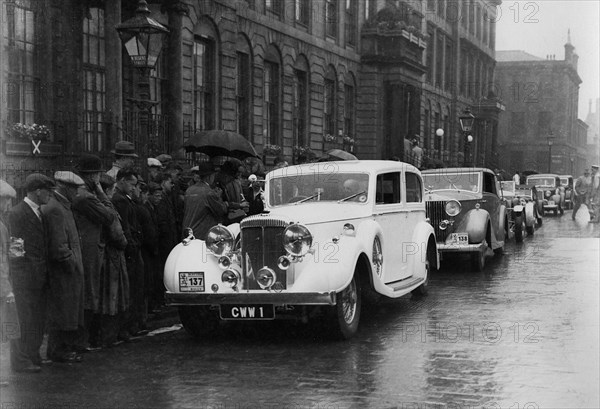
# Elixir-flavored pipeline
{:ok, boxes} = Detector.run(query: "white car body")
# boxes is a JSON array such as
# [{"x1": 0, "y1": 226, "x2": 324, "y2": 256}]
[{"x1": 164, "y1": 160, "x2": 438, "y2": 339}]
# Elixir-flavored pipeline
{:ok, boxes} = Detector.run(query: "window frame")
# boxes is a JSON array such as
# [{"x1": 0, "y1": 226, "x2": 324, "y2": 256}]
[
  {"x1": 405, "y1": 172, "x2": 423, "y2": 203},
  {"x1": 193, "y1": 35, "x2": 216, "y2": 131},
  {"x1": 376, "y1": 172, "x2": 402, "y2": 205}
]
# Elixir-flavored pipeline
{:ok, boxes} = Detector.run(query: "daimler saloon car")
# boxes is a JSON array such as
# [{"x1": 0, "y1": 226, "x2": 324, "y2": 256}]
[
  {"x1": 422, "y1": 168, "x2": 507, "y2": 271},
  {"x1": 525, "y1": 174, "x2": 565, "y2": 215},
  {"x1": 501, "y1": 181, "x2": 542, "y2": 242},
  {"x1": 164, "y1": 161, "x2": 438, "y2": 339},
  {"x1": 559, "y1": 175, "x2": 574, "y2": 209}
]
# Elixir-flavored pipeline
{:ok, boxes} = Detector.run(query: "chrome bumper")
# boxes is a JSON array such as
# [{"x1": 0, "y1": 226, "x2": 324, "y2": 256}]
[
  {"x1": 437, "y1": 242, "x2": 486, "y2": 254},
  {"x1": 165, "y1": 291, "x2": 337, "y2": 306}
]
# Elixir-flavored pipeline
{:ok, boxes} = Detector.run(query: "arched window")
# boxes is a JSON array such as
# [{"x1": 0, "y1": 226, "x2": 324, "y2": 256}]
[
  {"x1": 344, "y1": 72, "x2": 356, "y2": 143},
  {"x1": 264, "y1": 44, "x2": 282, "y2": 146},
  {"x1": 293, "y1": 55, "x2": 309, "y2": 147},
  {"x1": 193, "y1": 19, "x2": 219, "y2": 130},
  {"x1": 324, "y1": 65, "x2": 337, "y2": 137},
  {"x1": 236, "y1": 34, "x2": 252, "y2": 140}
]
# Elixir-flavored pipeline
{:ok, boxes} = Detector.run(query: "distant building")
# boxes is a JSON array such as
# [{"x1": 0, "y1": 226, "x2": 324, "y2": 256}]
[
  {"x1": 1, "y1": 0, "x2": 502, "y2": 173},
  {"x1": 584, "y1": 99, "x2": 600, "y2": 168},
  {"x1": 495, "y1": 32, "x2": 587, "y2": 176}
]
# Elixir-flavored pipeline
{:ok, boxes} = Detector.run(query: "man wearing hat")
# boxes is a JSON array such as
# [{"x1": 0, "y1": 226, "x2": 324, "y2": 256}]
[
  {"x1": 147, "y1": 158, "x2": 162, "y2": 183},
  {"x1": 107, "y1": 141, "x2": 138, "y2": 179},
  {"x1": 7, "y1": 173, "x2": 54, "y2": 371},
  {"x1": 72, "y1": 154, "x2": 116, "y2": 351},
  {"x1": 1, "y1": 179, "x2": 37, "y2": 380},
  {"x1": 182, "y1": 162, "x2": 228, "y2": 240},
  {"x1": 43, "y1": 171, "x2": 86, "y2": 363},
  {"x1": 573, "y1": 168, "x2": 592, "y2": 220}
]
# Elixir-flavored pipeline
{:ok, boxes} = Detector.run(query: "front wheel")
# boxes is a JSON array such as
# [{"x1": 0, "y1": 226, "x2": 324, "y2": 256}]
[
  {"x1": 327, "y1": 274, "x2": 361, "y2": 340},
  {"x1": 514, "y1": 214, "x2": 524, "y2": 243}
]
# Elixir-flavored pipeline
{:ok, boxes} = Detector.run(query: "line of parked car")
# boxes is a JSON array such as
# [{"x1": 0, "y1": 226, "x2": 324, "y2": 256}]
[{"x1": 162, "y1": 161, "x2": 571, "y2": 340}]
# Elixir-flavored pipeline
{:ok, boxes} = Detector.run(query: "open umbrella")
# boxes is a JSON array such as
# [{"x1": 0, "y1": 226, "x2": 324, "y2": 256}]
[
  {"x1": 184, "y1": 130, "x2": 258, "y2": 160},
  {"x1": 326, "y1": 149, "x2": 357, "y2": 161}
]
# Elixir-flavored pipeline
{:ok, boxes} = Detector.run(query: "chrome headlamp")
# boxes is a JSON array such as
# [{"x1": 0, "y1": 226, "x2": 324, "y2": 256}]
[
  {"x1": 545, "y1": 190, "x2": 551, "y2": 198},
  {"x1": 445, "y1": 200, "x2": 461, "y2": 216},
  {"x1": 283, "y1": 223, "x2": 313, "y2": 257},
  {"x1": 205, "y1": 225, "x2": 235, "y2": 256},
  {"x1": 221, "y1": 269, "x2": 241, "y2": 289},
  {"x1": 256, "y1": 267, "x2": 277, "y2": 289}
]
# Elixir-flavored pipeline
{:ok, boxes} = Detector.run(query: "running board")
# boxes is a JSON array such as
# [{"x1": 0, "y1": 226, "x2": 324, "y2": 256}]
[{"x1": 386, "y1": 277, "x2": 423, "y2": 292}]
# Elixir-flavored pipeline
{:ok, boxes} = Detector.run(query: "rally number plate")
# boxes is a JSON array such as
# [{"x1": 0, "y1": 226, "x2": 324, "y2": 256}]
[
  {"x1": 179, "y1": 272, "x2": 205, "y2": 292},
  {"x1": 548, "y1": 200, "x2": 555, "y2": 205},
  {"x1": 220, "y1": 304, "x2": 275, "y2": 320},
  {"x1": 450, "y1": 233, "x2": 469, "y2": 245}
]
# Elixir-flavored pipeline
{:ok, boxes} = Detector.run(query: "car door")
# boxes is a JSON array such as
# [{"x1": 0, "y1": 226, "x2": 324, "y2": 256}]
[
  {"x1": 403, "y1": 171, "x2": 426, "y2": 270},
  {"x1": 483, "y1": 171, "x2": 502, "y2": 241},
  {"x1": 374, "y1": 171, "x2": 411, "y2": 284}
]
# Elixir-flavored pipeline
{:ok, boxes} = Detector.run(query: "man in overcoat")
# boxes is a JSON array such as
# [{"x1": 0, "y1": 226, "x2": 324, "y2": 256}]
[
  {"x1": 72, "y1": 154, "x2": 115, "y2": 350},
  {"x1": 43, "y1": 171, "x2": 86, "y2": 363},
  {"x1": 107, "y1": 141, "x2": 138, "y2": 180},
  {"x1": 8, "y1": 173, "x2": 54, "y2": 369}
]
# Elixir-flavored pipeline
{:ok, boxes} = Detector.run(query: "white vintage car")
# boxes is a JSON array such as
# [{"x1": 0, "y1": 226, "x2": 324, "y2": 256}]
[{"x1": 164, "y1": 160, "x2": 438, "y2": 339}]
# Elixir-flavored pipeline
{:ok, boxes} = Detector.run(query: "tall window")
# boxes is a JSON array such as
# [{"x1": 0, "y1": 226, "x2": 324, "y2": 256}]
[
  {"x1": 344, "y1": 78, "x2": 355, "y2": 142},
  {"x1": 83, "y1": 7, "x2": 106, "y2": 151},
  {"x1": 324, "y1": 67, "x2": 336, "y2": 137},
  {"x1": 4, "y1": 1, "x2": 37, "y2": 125},
  {"x1": 149, "y1": 50, "x2": 166, "y2": 116},
  {"x1": 468, "y1": 1, "x2": 475, "y2": 34},
  {"x1": 345, "y1": 0, "x2": 357, "y2": 46},
  {"x1": 365, "y1": 0, "x2": 376, "y2": 20},
  {"x1": 265, "y1": 0, "x2": 283, "y2": 16},
  {"x1": 193, "y1": 37, "x2": 215, "y2": 130},
  {"x1": 436, "y1": 33, "x2": 444, "y2": 88},
  {"x1": 444, "y1": 40, "x2": 453, "y2": 92},
  {"x1": 426, "y1": 25, "x2": 434, "y2": 84},
  {"x1": 325, "y1": 0, "x2": 338, "y2": 39},
  {"x1": 264, "y1": 47, "x2": 281, "y2": 146},
  {"x1": 438, "y1": 0, "x2": 445, "y2": 18},
  {"x1": 295, "y1": 0, "x2": 310, "y2": 26},
  {"x1": 423, "y1": 105, "x2": 430, "y2": 152},
  {"x1": 293, "y1": 64, "x2": 308, "y2": 147},
  {"x1": 237, "y1": 51, "x2": 251, "y2": 139}
]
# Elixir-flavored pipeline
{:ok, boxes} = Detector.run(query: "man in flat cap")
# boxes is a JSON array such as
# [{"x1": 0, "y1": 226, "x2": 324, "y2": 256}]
[
  {"x1": 8, "y1": 173, "x2": 54, "y2": 371},
  {"x1": 107, "y1": 141, "x2": 138, "y2": 180},
  {"x1": 183, "y1": 162, "x2": 228, "y2": 240},
  {"x1": 72, "y1": 154, "x2": 116, "y2": 351},
  {"x1": 43, "y1": 171, "x2": 85, "y2": 363},
  {"x1": 147, "y1": 158, "x2": 162, "y2": 184}
]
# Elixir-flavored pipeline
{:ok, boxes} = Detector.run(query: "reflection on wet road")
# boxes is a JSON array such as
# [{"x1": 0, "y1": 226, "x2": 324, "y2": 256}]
[{"x1": 2, "y1": 213, "x2": 599, "y2": 408}]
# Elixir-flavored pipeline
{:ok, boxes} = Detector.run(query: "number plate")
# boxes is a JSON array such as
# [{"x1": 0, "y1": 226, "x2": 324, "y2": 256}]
[
  {"x1": 450, "y1": 233, "x2": 469, "y2": 244},
  {"x1": 548, "y1": 200, "x2": 555, "y2": 205},
  {"x1": 179, "y1": 272, "x2": 205, "y2": 292},
  {"x1": 220, "y1": 304, "x2": 275, "y2": 320}
]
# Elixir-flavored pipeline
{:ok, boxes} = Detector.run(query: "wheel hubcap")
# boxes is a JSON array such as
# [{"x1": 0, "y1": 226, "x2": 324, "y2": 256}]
[{"x1": 341, "y1": 280, "x2": 357, "y2": 324}]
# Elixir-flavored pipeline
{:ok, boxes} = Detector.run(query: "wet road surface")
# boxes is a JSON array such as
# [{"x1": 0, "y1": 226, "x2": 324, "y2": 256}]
[{"x1": 1, "y1": 210, "x2": 599, "y2": 408}]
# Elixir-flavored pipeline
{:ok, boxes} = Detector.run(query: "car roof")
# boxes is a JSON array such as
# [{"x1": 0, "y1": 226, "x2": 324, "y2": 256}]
[
  {"x1": 527, "y1": 173, "x2": 560, "y2": 178},
  {"x1": 558, "y1": 174, "x2": 573, "y2": 178},
  {"x1": 421, "y1": 167, "x2": 494, "y2": 174},
  {"x1": 267, "y1": 160, "x2": 420, "y2": 179}
]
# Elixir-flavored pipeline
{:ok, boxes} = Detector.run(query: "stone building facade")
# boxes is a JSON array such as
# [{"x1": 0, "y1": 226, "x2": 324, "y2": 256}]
[
  {"x1": 1, "y1": 0, "x2": 502, "y2": 172},
  {"x1": 495, "y1": 37, "x2": 588, "y2": 176}
]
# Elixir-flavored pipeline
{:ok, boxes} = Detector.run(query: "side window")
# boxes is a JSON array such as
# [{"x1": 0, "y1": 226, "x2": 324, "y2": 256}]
[
  {"x1": 406, "y1": 173, "x2": 423, "y2": 202},
  {"x1": 483, "y1": 172, "x2": 496, "y2": 194},
  {"x1": 376, "y1": 172, "x2": 401, "y2": 204}
]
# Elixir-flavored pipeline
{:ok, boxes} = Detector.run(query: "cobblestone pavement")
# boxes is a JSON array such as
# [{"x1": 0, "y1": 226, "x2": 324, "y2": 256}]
[{"x1": 1, "y1": 210, "x2": 599, "y2": 409}]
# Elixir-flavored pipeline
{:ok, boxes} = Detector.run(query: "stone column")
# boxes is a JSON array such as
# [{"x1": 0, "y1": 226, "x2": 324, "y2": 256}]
[
  {"x1": 105, "y1": 0, "x2": 123, "y2": 145},
  {"x1": 165, "y1": 2, "x2": 188, "y2": 155}
]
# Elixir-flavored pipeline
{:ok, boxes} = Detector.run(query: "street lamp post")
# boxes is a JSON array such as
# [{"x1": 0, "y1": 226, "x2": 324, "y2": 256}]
[
  {"x1": 459, "y1": 108, "x2": 475, "y2": 167},
  {"x1": 547, "y1": 132, "x2": 555, "y2": 173},
  {"x1": 116, "y1": 0, "x2": 169, "y2": 157}
]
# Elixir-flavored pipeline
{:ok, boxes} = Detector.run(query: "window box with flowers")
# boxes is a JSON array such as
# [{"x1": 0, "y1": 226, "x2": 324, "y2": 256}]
[
  {"x1": 293, "y1": 145, "x2": 316, "y2": 163},
  {"x1": 263, "y1": 144, "x2": 282, "y2": 166},
  {"x1": 4, "y1": 123, "x2": 62, "y2": 156}
]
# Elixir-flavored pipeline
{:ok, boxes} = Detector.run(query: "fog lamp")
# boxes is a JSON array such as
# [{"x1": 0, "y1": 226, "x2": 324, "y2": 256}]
[
  {"x1": 257, "y1": 267, "x2": 277, "y2": 289},
  {"x1": 218, "y1": 256, "x2": 231, "y2": 269},
  {"x1": 277, "y1": 255, "x2": 291, "y2": 270},
  {"x1": 206, "y1": 225, "x2": 234, "y2": 256},
  {"x1": 221, "y1": 269, "x2": 241, "y2": 288}
]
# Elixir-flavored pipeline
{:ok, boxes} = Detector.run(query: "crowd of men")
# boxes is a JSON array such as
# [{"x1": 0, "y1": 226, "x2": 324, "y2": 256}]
[{"x1": 1, "y1": 141, "x2": 266, "y2": 381}]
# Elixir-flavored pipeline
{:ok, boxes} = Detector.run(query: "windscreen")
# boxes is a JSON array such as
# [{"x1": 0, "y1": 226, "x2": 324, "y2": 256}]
[
  {"x1": 527, "y1": 177, "x2": 556, "y2": 187},
  {"x1": 423, "y1": 173, "x2": 480, "y2": 193},
  {"x1": 269, "y1": 172, "x2": 369, "y2": 206}
]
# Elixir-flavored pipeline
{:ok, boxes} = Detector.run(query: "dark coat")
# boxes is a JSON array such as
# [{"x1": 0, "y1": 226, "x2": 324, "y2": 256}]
[
  {"x1": 42, "y1": 191, "x2": 84, "y2": 331},
  {"x1": 8, "y1": 201, "x2": 48, "y2": 290},
  {"x1": 100, "y1": 206, "x2": 129, "y2": 315},
  {"x1": 155, "y1": 193, "x2": 179, "y2": 260},
  {"x1": 182, "y1": 182, "x2": 228, "y2": 240},
  {"x1": 72, "y1": 183, "x2": 115, "y2": 312}
]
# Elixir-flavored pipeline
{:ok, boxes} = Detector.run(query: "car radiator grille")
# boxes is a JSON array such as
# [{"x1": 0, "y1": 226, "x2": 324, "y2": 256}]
[
  {"x1": 240, "y1": 217, "x2": 288, "y2": 290},
  {"x1": 426, "y1": 201, "x2": 448, "y2": 243}
]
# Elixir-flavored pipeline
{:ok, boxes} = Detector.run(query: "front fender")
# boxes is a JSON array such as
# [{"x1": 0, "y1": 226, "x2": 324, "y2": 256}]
[
  {"x1": 453, "y1": 208, "x2": 490, "y2": 244},
  {"x1": 524, "y1": 202, "x2": 536, "y2": 226},
  {"x1": 409, "y1": 221, "x2": 438, "y2": 272}
]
